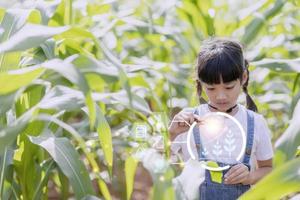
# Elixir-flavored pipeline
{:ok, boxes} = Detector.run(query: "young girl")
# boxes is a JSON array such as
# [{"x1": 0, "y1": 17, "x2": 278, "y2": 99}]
[{"x1": 169, "y1": 38, "x2": 273, "y2": 200}]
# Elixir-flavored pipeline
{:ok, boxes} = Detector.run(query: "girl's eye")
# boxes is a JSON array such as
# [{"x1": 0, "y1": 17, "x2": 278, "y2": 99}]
[
  {"x1": 226, "y1": 87, "x2": 234, "y2": 90},
  {"x1": 207, "y1": 88, "x2": 215, "y2": 91}
]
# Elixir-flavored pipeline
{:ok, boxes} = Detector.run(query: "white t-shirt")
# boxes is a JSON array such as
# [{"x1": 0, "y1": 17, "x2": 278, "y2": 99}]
[{"x1": 171, "y1": 104, "x2": 274, "y2": 170}]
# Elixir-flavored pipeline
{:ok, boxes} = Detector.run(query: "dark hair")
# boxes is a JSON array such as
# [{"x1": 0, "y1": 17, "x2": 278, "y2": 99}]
[{"x1": 195, "y1": 38, "x2": 258, "y2": 112}]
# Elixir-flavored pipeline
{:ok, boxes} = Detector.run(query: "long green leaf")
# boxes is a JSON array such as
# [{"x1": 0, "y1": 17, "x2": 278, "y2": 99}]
[
  {"x1": 34, "y1": 1, "x2": 61, "y2": 25},
  {"x1": 0, "y1": 91, "x2": 17, "y2": 115},
  {"x1": 0, "y1": 66, "x2": 44, "y2": 95},
  {"x1": 0, "y1": 24, "x2": 69, "y2": 53},
  {"x1": 38, "y1": 85, "x2": 84, "y2": 111},
  {"x1": 43, "y1": 58, "x2": 89, "y2": 91},
  {"x1": 242, "y1": 0, "x2": 285, "y2": 45},
  {"x1": 14, "y1": 122, "x2": 45, "y2": 199},
  {"x1": 98, "y1": 40, "x2": 134, "y2": 108},
  {"x1": 72, "y1": 54, "x2": 118, "y2": 82},
  {"x1": 37, "y1": 114, "x2": 111, "y2": 199},
  {"x1": 96, "y1": 106, "x2": 113, "y2": 176},
  {"x1": 275, "y1": 99, "x2": 300, "y2": 163},
  {"x1": 112, "y1": 91, "x2": 152, "y2": 114},
  {"x1": 57, "y1": 27, "x2": 134, "y2": 110},
  {"x1": 241, "y1": 157, "x2": 300, "y2": 199},
  {"x1": 252, "y1": 58, "x2": 300, "y2": 73},
  {"x1": 43, "y1": 58, "x2": 96, "y2": 128},
  {"x1": 125, "y1": 156, "x2": 138, "y2": 200},
  {"x1": 14, "y1": 84, "x2": 46, "y2": 199},
  {"x1": 0, "y1": 9, "x2": 37, "y2": 43},
  {"x1": 29, "y1": 133, "x2": 95, "y2": 199},
  {"x1": 85, "y1": 91, "x2": 96, "y2": 130},
  {"x1": 32, "y1": 160, "x2": 55, "y2": 200},
  {"x1": 58, "y1": 166, "x2": 70, "y2": 200},
  {"x1": 0, "y1": 8, "x2": 41, "y2": 71},
  {"x1": 0, "y1": 108, "x2": 35, "y2": 154},
  {"x1": 0, "y1": 147, "x2": 13, "y2": 198}
]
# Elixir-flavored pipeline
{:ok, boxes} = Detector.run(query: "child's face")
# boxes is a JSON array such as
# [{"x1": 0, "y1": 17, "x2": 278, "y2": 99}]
[{"x1": 202, "y1": 72, "x2": 247, "y2": 112}]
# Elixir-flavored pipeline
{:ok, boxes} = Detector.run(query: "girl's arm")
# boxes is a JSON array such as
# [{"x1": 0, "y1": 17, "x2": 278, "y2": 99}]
[
  {"x1": 224, "y1": 159, "x2": 272, "y2": 185},
  {"x1": 244, "y1": 158, "x2": 273, "y2": 185},
  {"x1": 168, "y1": 112, "x2": 202, "y2": 141}
]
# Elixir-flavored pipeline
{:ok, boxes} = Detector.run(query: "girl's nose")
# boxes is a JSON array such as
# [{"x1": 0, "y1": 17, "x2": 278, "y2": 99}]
[{"x1": 216, "y1": 92, "x2": 227, "y2": 100}]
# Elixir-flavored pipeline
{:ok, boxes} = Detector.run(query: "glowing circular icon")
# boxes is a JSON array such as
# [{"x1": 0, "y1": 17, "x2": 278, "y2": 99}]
[{"x1": 186, "y1": 112, "x2": 246, "y2": 171}]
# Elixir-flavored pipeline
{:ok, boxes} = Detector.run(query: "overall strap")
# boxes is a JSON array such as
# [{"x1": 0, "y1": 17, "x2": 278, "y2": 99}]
[
  {"x1": 242, "y1": 110, "x2": 255, "y2": 165},
  {"x1": 192, "y1": 108, "x2": 205, "y2": 160}
]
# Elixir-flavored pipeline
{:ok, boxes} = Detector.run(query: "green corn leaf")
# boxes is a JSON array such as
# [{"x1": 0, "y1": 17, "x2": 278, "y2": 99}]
[
  {"x1": 0, "y1": 8, "x2": 41, "y2": 71},
  {"x1": 43, "y1": 58, "x2": 96, "y2": 128},
  {"x1": 36, "y1": 114, "x2": 111, "y2": 198},
  {"x1": 58, "y1": 167, "x2": 70, "y2": 200},
  {"x1": 32, "y1": 160, "x2": 55, "y2": 200},
  {"x1": 96, "y1": 106, "x2": 113, "y2": 176},
  {"x1": 0, "y1": 91, "x2": 18, "y2": 115},
  {"x1": 0, "y1": 147, "x2": 13, "y2": 198},
  {"x1": 0, "y1": 66, "x2": 44, "y2": 95},
  {"x1": 29, "y1": 133, "x2": 95, "y2": 199},
  {"x1": 295, "y1": 146, "x2": 300, "y2": 157},
  {"x1": 0, "y1": 24, "x2": 69, "y2": 53},
  {"x1": 252, "y1": 58, "x2": 300, "y2": 73},
  {"x1": 242, "y1": 0, "x2": 285, "y2": 45},
  {"x1": 0, "y1": 108, "x2": 36, "y2": 154},
  {"x1": 275, "y1": 100, "x2": 300, "y2": 163},
  {"x1": 241, "y1": 157, "x2": 300, "y2": 200},
  {"x1": 125, "y1": 156, "x2": 138, "y2": 200},
  {"x1": 72, "y1": 54, "x2": 118, "y2": 83},
  {"x1": 38, "y1": 86, "x2": 84, "y2": 111}
]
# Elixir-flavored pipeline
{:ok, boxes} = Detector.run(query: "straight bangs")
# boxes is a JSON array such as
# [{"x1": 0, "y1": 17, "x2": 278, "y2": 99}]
[{"x1": 198, "y1": 52, "x2": 243, "y2": 85}]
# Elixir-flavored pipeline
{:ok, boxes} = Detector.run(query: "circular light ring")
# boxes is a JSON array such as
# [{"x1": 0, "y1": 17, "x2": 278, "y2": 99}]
[{"x1": 186, "y1": 111, "x2": 246, "y2": 171}]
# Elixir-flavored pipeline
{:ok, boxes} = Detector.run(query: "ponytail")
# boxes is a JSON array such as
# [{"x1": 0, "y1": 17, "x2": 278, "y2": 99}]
[
  {"x1": 196, "y1": 80, "x2": 207, "y2": 104},
  {"x1": 243, "y1": 60, "x2": 258, "y2": 112}
]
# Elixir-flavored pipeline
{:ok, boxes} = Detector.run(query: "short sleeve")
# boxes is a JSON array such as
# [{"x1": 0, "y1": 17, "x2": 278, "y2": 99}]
[{"x1": 255, "y1": 115, "x2": 274, "y2": 161}]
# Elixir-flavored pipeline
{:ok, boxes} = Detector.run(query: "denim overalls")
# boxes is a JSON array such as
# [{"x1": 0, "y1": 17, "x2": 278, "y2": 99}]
[{"x1": 193, "y1": 108, "x2": 254, "y2": 200}]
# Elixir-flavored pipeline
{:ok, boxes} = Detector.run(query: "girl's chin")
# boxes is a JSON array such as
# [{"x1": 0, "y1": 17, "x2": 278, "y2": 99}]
[{"x1": 214, "y1": 103, "x2": 231, "y2": 111}]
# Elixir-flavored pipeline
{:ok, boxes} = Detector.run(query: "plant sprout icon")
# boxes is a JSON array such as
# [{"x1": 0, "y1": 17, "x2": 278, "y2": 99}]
[
  {"x1": 212, "y1": 140, "x2": 222, "y2": 157},
  {"x1": 224, "y1": 130, "x2": 236, "y2": 158}
]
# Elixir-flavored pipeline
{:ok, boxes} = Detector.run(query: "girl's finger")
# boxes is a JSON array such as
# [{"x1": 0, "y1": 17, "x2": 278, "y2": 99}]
[
  {"x1": 193, "y1": 114, "x2": 203, "y2": 123},
  {"x1": 225, "y1": 170, "x2": 248, "y2": 184},
  {"x1": 178, "y1": 122, "x2": 186, "y2": 127},
  {"x1": 182, "y1": 112, "x2": 194, "y2": 124},
  {"x1": 224, "y1": 164, "x2": 247, "y2": 180},
  {"x1": 173, "y1": 112, "x2": 201, "y2": 127},
  {"x1": 178, "y1": 114, "x2": 193, "y2": 126},
  {"x1": 173, "y1": 114, "x2": 187, "y2": 125}
]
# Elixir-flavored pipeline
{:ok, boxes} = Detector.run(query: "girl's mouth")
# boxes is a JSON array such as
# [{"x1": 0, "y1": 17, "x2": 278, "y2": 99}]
[{"x1": 216, "y1": 102, "x2": 229, "y2": 106}]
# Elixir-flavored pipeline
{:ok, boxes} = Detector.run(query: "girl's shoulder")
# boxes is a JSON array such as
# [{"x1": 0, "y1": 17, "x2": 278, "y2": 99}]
[
  {"x1": 239, "y1": 104, "x2": 265, "y2": 119},
  {"x1": 238, "y1": 104, "x2": 269, "y2": 128}
]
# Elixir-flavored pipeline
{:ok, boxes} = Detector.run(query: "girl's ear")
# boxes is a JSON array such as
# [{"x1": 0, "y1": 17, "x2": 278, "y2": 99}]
[{"x1": 242, "y1": 71, "x2": 248, "y2": 85}]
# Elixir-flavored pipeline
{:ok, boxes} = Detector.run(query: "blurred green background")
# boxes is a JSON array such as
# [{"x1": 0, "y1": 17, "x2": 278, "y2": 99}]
[{"x1": 0, "y1": 0, "x2": 299, "y2": 199}]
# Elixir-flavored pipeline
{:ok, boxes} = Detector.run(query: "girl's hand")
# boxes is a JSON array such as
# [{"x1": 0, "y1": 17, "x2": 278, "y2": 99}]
[
  {"x1": 224, "y1": 163, "x2": 250, "y2": 185},
  {"x1": 168, "y1": 111, "x2": 202, "y2": 141}
]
